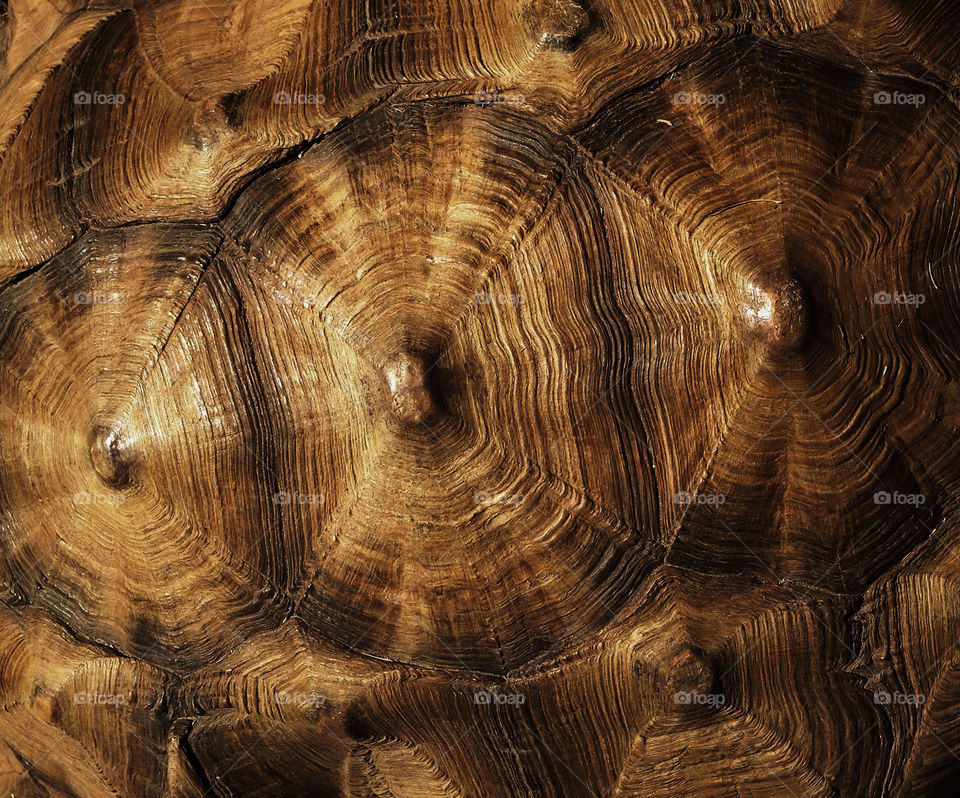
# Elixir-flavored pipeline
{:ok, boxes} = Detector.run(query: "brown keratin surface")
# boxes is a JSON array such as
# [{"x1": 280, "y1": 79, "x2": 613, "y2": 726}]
[{"x1": 1, "y1": 0, "x2": 959, "y2": 795}]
